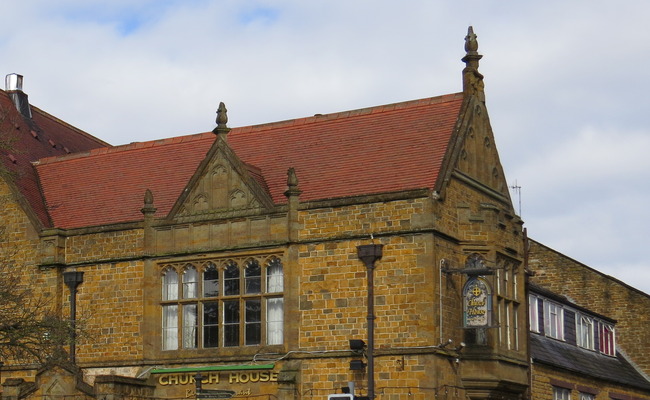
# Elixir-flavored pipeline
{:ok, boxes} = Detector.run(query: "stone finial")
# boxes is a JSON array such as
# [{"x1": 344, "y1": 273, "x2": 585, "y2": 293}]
[
  {"x1": 284, "y1": 167, "x2": 302, "y2": 198},
  {"x1": 141, "y1": 189, "x2": 157, "y2": 216},
  {"x1": 216, "y1": 102, "x2": 228, "y2": 126},
  {"x1": 287, "y1": 167, "x2": 298, "y2": 187},
  {"x1": 212, "y1": 101, "x2": 232, "y2": 138},
  {"x1": 464, "y1": 26, "x2": 479, "y2": 55},
  {"x1": 144, "y1": 188, "x2": 154, "y2": 205},
  {"x1": 461, "y1": 26, "x2": 485, "y2": 98}
]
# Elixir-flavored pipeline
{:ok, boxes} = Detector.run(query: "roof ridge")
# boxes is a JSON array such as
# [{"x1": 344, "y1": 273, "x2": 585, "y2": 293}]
[
  {"x1": 33, "y1": 92, "x2": 463, "y2": 166},
  {"x1": 35, "y1": 131, "x2": 215, "y2": 165},
  {"x1": 28, "y1": 103, "x2": 111, "y2": 147},
  {"x1": 233, "y1": 92, "x2": 464, "y2": 135}
]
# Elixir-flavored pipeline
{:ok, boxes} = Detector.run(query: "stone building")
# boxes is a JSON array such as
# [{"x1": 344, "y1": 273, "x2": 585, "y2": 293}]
[
  {"x1": 0, "y1": 28, "x2": 648, "y2": 400},
  {"x1": 527, "y1": 242, "x2": 650, "y2": 400},
  {"x1": 527, "y1": 282, "x2": 650, "y2": 400}
]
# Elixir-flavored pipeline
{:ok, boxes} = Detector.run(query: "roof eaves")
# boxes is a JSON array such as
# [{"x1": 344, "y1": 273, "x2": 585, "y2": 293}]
[{"x1": 530, "y1": 334, "x2": 650, "y2": 390}]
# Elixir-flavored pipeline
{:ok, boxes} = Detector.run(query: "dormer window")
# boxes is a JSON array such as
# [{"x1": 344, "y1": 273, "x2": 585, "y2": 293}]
[{"x1": 530, "y1": 290, "x2": 617, "y2": 357}]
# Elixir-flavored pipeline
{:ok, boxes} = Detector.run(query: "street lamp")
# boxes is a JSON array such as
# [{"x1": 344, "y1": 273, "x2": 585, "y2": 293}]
[
  {"x1": 357, "y1": 244, "x2": 383, "y2": 400},
  {"x1": 63, "y1": 271, "x2": 84, "y2": 363}
]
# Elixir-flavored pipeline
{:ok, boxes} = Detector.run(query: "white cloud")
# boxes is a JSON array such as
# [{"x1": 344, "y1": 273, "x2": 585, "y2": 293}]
[{"x1": 3, "y1": 0, "x2": 650, "y2": 293}]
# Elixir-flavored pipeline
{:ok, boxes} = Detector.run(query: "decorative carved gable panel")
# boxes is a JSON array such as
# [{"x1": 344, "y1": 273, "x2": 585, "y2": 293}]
[
  {"x1": 170, "y1": 141, "x2": 274, "y2": 220},
  {"x1": 455, "y1": 100, "x2": 509, "y2": 198},
  {"x1": 45, "y1": 380, "x2": 66, "y2": 398}
]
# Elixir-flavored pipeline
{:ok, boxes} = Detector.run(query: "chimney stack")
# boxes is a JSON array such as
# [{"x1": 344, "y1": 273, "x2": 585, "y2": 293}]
[{"x1": 5, "y1": 73, "x2": 32, "y2": 118}]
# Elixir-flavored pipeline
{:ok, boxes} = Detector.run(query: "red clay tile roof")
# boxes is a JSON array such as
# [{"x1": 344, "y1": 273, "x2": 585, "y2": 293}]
[
  {"x1": 35, "y1": 92, "x2": 464, "y2": 229},
  {"x1": 229, "y1": 93, "x2": 464, "y2": 203},
  {"x1": 36, "y1": 133, "x2": 215, "y2": 229},
  {"x1": 0, "y1": 90, "x2": 109, "y2": 226}
]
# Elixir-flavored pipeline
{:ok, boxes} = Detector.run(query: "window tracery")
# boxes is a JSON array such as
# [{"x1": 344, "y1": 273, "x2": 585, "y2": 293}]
[{"x1": 160, "y1": 255, "x2": 283, "y2": 351}]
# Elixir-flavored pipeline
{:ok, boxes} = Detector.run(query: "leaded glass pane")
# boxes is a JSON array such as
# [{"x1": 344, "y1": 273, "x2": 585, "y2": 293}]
[
  {"x1": 267, "y1": 297, "x2": 283, "y2": 345},
  {"x1": 162, "y1": 305, "x2": 178, "y2": 350},
  {"x1": 182, "y1": 304, "x2": 197, "y2": 348},
  {"x1": 203, "y1": 302, "x2": 219, "y2": 348},
  {"x1": 245, "y1": 299, "x2": 261, "y2": 345},
  {"x1": 224, "y1": 300, "x2": 240, "y2": 346}
]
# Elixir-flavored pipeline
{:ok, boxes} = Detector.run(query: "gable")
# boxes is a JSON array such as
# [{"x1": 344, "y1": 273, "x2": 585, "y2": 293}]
[
  {"x1": 169, "y1": 137, "x2": 274, "y2": 220},
  {"x1": 31, "y1": 364, "x2": 93, "y2": 399},
  {"x1": 456, "y1": 97, "x2": 510, "y2": 197},
  {"x1": 437, "y1": 95, "x2": 513, "y2": 210}
]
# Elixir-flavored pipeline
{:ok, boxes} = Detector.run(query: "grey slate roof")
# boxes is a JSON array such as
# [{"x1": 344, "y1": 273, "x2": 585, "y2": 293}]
[{"x1": 530, "y1": 333, "x2": 650, "y2": 391}]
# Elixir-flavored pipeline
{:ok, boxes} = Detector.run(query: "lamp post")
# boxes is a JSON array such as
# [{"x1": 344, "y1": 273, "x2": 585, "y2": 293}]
[
  {"x1": 357, "y1": 244, "x2": 383, "y2": 400},
  {"x1": 63, "y1": 271, "x2": 84, "y2": 363}
]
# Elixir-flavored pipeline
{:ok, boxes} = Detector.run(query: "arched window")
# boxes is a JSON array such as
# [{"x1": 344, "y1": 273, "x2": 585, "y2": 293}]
[
  {"x1": 162, "y1": 267, "x2": 178, "y2": 301},
  {"x1": 224, "y1": 261, "x2": 240, "y2": 296},
  {"x1": 182, "y1": 265, "x2": 198, "y2": 299},
  {"x1": 266, "y1": 257, "x2": 283, "y2": 293},
  {"x1": 245, "y1": 259, "x2": 261, "y2": 294},
  {"x1": 203, "y1": 263, "x2": 219, "y2": 297}
]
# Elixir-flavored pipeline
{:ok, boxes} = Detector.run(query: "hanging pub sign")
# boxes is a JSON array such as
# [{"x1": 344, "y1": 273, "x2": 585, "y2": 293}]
[{"x1": 463, "y1": 277, "x2": 492, "y2": 327}]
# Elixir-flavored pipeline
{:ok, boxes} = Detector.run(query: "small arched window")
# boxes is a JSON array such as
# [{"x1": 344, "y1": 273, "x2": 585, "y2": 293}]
[
  {"x1": 266, "y1": 257, "x2": 283, "y2": 293},
  {"x1": 203, "y1": 263, "x2": 219, "y2": 298},
  {"x1": 244, "y1": 259, "x2": 261, "y2": 294},
  {"x1": 182, "y1": 265, "x2": 198, "y2": 299},
  {"x1": 162, "y1": 267, "x2": 179, "y2": 301},
  {"x1": 224, "y1": 261, "x2": 240, "y2": 296}
]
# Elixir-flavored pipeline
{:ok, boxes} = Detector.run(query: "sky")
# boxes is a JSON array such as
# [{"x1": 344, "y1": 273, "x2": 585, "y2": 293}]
[{"x1": 2, "y1": 1, "x2": 650, "y2": 294}]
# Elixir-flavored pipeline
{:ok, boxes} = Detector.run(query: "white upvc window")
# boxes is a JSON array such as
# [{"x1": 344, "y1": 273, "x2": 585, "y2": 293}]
[
  {"x1": 576, "y1": 314, "x2": 594, "y2": 350},
  {"x1": 599, "y1": 322, "x2": 616, "y2": 356},
  {"x1": 544, "y1": 300, "x2": 564, "y2": 340},
  {"x1": 528, "y1": 294, "x2": 539, "y2": 333},
  {"x1": 553, "y1": 387, "x2": 571, "y2": 400}
]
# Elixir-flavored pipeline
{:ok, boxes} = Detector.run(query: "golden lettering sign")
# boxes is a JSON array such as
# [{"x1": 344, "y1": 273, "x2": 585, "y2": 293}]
[
  {"x1": 463, "y1": 277, "x2": 492, "y2": 327},
  {"x1": 159, "y1": 371, "x2": 278, "y2": 386}
]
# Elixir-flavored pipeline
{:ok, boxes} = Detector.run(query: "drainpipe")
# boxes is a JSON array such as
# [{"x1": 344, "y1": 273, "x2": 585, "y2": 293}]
[
  {"x1": 63, "y1": 271, "x2": 84, "y2": 363},
  {"x1": 357, "y1": 244, "x2": 383, "y2": 400}
]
